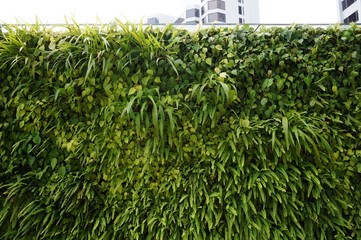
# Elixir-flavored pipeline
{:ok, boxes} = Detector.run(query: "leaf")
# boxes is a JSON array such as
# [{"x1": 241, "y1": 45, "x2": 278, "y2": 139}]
[
  {"x1": 128, "y1": 87, "x2": 136, "y2": 95},
  {"x1": 29, "y1": 156, "x2": 35, "y2": 167},
  {"x1": 262, "y1": 78, "x2": 274, "y2": 89},
  {"x1": 216, "y1": 163, "x2": 225, "y2": 173},
  {"x1": 304, "y1": 77, "x2": 312, "y2": 86},
  {"x1": 351, "y1": 51, "x2": 357, "y2": 58},
  {"x1": 332, "y1": 85, "x2": 338, "y2": 94},
  {"x1": 54, "y1": 88, "x2": 62, "y2": 101},
  {"x1": 239, "y1": 119, "x2": 250, "y2": 128},
  {"x1": 282, "y1": 116, "x2": 289, "y2": 150},
  {"x1": 33, "y1": 135, "x2": 41, "y2": 145},
  {"x1": 48, "y1": 41, "x2": 56, "y2": 50},
  {"x1": 50, "y1": 158, "x2": 57, "y2": 169},
  {"x1": 206, "y1": 58, "x2": 212, "y2": 66},
  {"x1": 124, "y1": 67, "x2": 130, "y2": 76},
  {"x1": 218, "y1": 81, "x2": 230, "y2": 100},
  {"x1": 219, "y1": 72, "x2": 227, "y2": 79},
  {"x1": 261, "y1": 98, "x2": 268, "y2": 105},
  {"x1": 249, "y1": 90, "x2": 256, "y2": 98},
  {"x1": 318, "y1": 84, "x2": 326, "y2": 91},
  {"x1": 226, "y1": 205, "x2": 238, "y2": 216},
  {"x1": 276, "y1": 77, "x2": 285, "y2": 89},
  {"x1": 59, "y1": 166, "x2": 66, "y2": 177},
  {"x1": 154, "y1": 77, "x2": 161, "y2": 83},
  {"x1": 357, "y1": 164, "x2": 361, "y2": 173}
]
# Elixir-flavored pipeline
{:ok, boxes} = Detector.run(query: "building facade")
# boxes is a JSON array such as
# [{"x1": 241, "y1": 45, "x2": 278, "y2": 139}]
[
  {"x1": 200, "y1": 0, "x2": 259, "y2": 24},
  {"x1": 147, "y1": 0, "x2": 259, "y2": 25},
  {"x1": 339, "y1": 0, "x2": 360, "y2": 23},
  {"x1": 146, "y1": 14, "x2": 176, "y2": 24},
  {"x1": 175, "y1": 4, "x2": 201, "y2": 25}
]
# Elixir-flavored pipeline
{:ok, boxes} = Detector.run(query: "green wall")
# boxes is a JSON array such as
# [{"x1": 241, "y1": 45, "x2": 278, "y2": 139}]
[{"x1": 0, "y1": 22, "x2": 360, "y2": 239}]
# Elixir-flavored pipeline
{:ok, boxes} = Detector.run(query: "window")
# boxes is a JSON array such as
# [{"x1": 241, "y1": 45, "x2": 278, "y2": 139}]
[
  {"x1": 239, "y1": 18, "x2": 244, "y2": 24},
  {"x1": 147, "y1": 17, "x2": 159, "y2": 24},
  {"x1": 207, "y1": 12, "x2": 226, "y2": 22},
  {"x1": 186, "y1": 8, "x2": 200, "y2": 18},
  {"x1": 185, "y1": 20, "x2": 199, "y2": 25},
  {"x1": 174, "y1": 18, "x2": 184, "y2": 24},
  {"x1": 238, "y1": 0, "x2": 244, "y2": 3},
  {"x1": 208, "y1": 0, "x2": 226, "y2": 10},
  {"x1": 342, "y1": 0, "x2": 346, "y2": 10},
  {"x1": 344, "y1": 11, "x2": 359, "y2": 23},
  {"x1": 201, "y1": 6, "x2": 205, "y2": 16},
  {"x1": 238, "y1": 6, "x2": 244, "y2": 15},
  {"x1": 342, "y1": 0, "x2": 357, "y2": 10}
]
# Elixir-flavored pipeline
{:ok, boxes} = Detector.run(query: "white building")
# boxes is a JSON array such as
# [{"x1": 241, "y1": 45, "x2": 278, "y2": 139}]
[
  {"x1": 200, "y1": 0, "x2": 259, "y2": 24},
  {"x1": 147, "y1": 14, "x2": 176, "y2": 24},
  {"x1": 147, "y1": 0, "x2": 260, "y2": 25},
  {"x1": 338, "y1": 0, "x2": 360, "y2": 23},
  {"x1": 175, "y1": 4, "x2": 201, "y2": 25}
]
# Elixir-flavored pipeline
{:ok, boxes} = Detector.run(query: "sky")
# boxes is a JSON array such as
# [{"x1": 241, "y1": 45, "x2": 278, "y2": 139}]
[{"x1": 0, "y1": 0, "x2": 340, "y2": 24}]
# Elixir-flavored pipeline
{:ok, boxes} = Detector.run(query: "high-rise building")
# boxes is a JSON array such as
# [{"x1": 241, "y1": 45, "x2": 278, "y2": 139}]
[
  {"x1": 338, "y1": 0, "x2": 360, "y2": 23},
  {"x1": 146, "y1": 0, "x2": 259, "y2": 25},
  {"x1": 175, "y1": 4, "x2": 201, "y2": 25},
  {"x1": 200, "y1": 0, "x2": 259, "y2": 24}
]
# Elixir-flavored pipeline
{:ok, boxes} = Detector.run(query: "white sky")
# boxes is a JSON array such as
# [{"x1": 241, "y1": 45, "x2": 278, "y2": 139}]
[{"x1": 0, "y1": 0, "x2": 340, "y2": 24}]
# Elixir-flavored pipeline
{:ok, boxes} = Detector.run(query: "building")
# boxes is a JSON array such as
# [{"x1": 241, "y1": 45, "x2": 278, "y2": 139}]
[
  {"x1": 146, "y1": 14, "x2": 176, "y2": 24},
  {"x1": 146, "y1": 0, "x2": 260, "y2": 25},
  {"x1": 338, "y1": 0, "x2": 360, "y2": 23},
  {"x1": 200, "y1": 0, "x2": 259, "y2": 24},
  {"x1": 175, "y1": 4, "x2": 201, "y2": 25}
]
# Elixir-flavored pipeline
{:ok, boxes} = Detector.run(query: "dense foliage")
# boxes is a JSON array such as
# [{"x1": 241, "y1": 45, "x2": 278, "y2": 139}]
[{"x1": 0, "y1": 22, "x2": 361, "y2": 239}]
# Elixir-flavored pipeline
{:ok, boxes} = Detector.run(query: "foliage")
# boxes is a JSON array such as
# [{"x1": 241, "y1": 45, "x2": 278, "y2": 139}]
[{"x1": 0, "y1": 22, "x2": 361, "y2": 239}]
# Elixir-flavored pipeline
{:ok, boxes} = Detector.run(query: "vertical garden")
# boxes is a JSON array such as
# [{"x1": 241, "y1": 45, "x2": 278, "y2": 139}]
[{"x1": 0, "y1": 22, "x2": 361, "y2": 239}]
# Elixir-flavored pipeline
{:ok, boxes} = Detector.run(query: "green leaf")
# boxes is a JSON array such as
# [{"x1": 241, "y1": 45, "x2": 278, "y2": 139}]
[
  {"x1": 261, "y1": 98, "x2": 268, "y2": 105},
  {"x1": 124, "y1": 67, "x2": 130, "y2": 76},
  {"x1": 249, "y1": 90, "x2": 256, "y2": 98},
  {"x1": 351, "y1": 51, "x2": 357, "y2": 58},
  {"x1": 318, "y1": 84, "x2": 326, "y2": 91},
  {"x1": 332, "y1": 85, "x2": 338, "y2": 94},
  {"x1": 154, "y1": 77, "x2": 161, "y2": 83},
  {"x1": 262, "y1": 78, "x2": 274, "y2": 89},
  {"x1": 48, "y1": 41, "x2": 56, "y2": 50},
  {"x1": 59, "y1": 166, "x2": 66, "y2": 177},
  {"x1": 226, "y1": 205, "x2": 238, "y2": 216},
  {"x1": 356, "y1": 164, "x2": 361, "y2": 173},
  {"x1": 29, "y1": 156, "x2": 35, "y2": 167},
  {"x1": 33, "y1": 135, "x2": 41, "y2": 145},
  {"x1": 282, "y1": 116, "x2": 289, "y2": 150},
  {"x1": 51, "y1": 158, "x2": 57, "y2": 169},
  {"x1": 128, "y1": 87, "x2": 136, "y2": 95},
  {"x1": 227, "y1": 52, "x2": 234, "y2": 58},
  {"x1": 304, "y1": 77, "x2": 312, "y2": 86},
  {"x1": 276, "y1": 77, "x2": 285, "y2": 90},
  {"x1": 206, "y1": 58, "x2": 212, "y2": 66}
]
